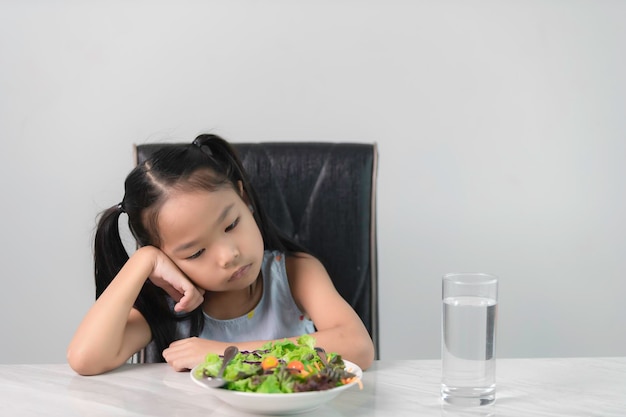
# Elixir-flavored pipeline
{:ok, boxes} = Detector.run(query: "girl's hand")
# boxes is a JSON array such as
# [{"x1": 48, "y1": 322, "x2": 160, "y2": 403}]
[
  {"x1": 162, "y1": 337, "x2": 215, "y2": 371},
  {"x1": 149, "y1": 249, "x2": 205, "y2": 313}
]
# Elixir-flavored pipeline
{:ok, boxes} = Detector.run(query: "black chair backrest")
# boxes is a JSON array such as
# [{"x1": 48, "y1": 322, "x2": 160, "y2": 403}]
[{"x1": 135, "y1": 142, "x2": 379, "y2": 356}]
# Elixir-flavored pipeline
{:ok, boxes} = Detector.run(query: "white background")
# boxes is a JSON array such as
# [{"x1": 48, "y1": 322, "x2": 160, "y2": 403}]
[{"x1": 1, "y1": 0, "x2": 625, "y2": 364}]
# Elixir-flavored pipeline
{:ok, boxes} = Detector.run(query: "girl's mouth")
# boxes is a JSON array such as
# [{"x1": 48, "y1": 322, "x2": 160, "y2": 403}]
[{"x1": 229, "y1": 264, "x2": 250, "y2": 282}]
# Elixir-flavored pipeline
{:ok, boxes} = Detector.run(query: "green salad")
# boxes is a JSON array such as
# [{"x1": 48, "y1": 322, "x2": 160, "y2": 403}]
[{"x1": 193, "y1": 335, "x2": 359, "y2": 393}]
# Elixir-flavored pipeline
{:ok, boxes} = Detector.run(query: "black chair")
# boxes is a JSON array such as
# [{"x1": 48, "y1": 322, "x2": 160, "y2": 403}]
[{"x1": 134, "y1": 142, "x2": 379, "y2": 359}]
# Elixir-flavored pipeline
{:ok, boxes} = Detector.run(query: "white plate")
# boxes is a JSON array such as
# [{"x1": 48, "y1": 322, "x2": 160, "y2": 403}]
[{"x1": 190, "y1": 360, "x2": 363, "y2": 415}]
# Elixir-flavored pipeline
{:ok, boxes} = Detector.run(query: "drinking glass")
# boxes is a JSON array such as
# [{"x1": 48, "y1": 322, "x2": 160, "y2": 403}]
[{"x1": 441, "y1": 273, "x2": 498, "y2": 406}]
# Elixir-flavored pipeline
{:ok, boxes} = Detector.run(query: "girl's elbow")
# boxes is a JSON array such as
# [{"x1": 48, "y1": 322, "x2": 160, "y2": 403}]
[
  {"x1": 67, "y1": 347, "x2": 113, "y2": 376},
  {"x1": 358, "y1": 340, "x2": 376, "y2": 370},
  {"x1": 67, "y1": 349, "x2": 96, "y2": 376},
  {"x1": 348, "y1": 334, "x2": 375, "y2": 370}
]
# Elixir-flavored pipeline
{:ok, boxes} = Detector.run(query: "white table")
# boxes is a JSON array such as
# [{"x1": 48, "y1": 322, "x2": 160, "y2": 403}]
[{"x1": 1, "y1": 357, "x2": 625, "y2": 416}]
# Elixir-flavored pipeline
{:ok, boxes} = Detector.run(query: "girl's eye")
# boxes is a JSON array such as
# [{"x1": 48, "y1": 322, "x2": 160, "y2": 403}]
[
  {"x1": 225, "y1": 217, "x2": 240, "y2": 232},
  {"x1": 186, "y1": 249, "x2": 205, "y2": 260}
]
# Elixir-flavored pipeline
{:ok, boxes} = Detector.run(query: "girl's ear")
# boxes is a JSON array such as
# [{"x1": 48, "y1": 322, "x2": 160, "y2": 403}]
[
  {"x1": 237, "y1": 180, "x2": 247, "y2": 201},
  {"x1": 238, "y1": 181, "x2": 255, "y2": 213}
]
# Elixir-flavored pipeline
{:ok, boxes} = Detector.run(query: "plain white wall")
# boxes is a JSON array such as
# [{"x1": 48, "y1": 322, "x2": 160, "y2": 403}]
[{"x1": 1, "y1": 0, "x2": 625, "y2": 364}]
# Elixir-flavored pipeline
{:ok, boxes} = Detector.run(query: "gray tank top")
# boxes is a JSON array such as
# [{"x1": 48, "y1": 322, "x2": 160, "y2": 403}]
[{"x1": 198, "y1": 250, "x2": 315, "y2": 342}]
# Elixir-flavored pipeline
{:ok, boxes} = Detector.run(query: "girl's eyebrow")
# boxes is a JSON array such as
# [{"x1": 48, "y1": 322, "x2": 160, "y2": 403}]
[
  {"x1": 174, "y1": 239, "x2": 201, "y2": 254},
  {"x1": 173, "y1": 203, "x2": 234, "y2": 254},
  {"x1": 215, "y1": 203, "x2": 235, "y2": 225}
]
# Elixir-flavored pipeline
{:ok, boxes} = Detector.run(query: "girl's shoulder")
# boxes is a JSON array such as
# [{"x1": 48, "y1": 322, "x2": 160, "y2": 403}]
[
  {"x1": 284, "y1": 252, "x2": 328, "y2": 284},
  {"x1": 284, "y1": 250, "x2": 320, "y2": 266}
]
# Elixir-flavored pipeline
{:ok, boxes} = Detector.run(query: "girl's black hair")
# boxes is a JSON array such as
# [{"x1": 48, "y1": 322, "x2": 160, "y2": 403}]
[{"x1": 93, "y1": 134, "x2": 307, "y2": 361}]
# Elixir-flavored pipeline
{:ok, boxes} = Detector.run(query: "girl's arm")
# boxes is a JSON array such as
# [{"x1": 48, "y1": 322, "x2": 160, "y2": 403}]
[
  {"x1": 286, "y1": 253, "x2": 375, "y2": 370},
  {"x1": 162, "y1": 253, "x2": 375, "y2": 371},
  {"x1": 67, "y1": 246, "x2": 204, "y2": 375}
]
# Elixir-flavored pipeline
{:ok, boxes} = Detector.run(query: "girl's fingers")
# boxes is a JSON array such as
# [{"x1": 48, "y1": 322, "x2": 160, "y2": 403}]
[
  {"x1": 174, "y1": 285, "x2": 204, "y2": 312},
  {"x1": 163, "y1": 286, "x2": 183, "y2": 302},
  {"x1": 151, "y1": 251, "x2": 204, "y2": 312}
]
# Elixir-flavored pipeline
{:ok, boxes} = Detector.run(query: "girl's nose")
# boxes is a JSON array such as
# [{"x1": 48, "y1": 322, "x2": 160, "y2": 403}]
[{"x1": 216, "y1": 242, "x2": 239, "y2": 268}]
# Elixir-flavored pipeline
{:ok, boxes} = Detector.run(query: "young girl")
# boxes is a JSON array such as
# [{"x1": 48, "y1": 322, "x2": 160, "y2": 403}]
[{"x1": 67, "y1": 134, "x2": 375, "y2": 376}]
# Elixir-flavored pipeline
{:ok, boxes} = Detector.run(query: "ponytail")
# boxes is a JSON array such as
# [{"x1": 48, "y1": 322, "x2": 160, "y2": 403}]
[
  {"x1": 93, "y1": 202, "x2": 187, "y2": 362},
  {"x1": 94, "y1": 203, "x2": 129, "y2": 299}
]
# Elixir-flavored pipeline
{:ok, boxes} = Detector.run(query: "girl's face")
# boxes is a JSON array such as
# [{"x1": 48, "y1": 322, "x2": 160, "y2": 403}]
[{"x1": 156, "y1": 186, "x2": 264, "y2": 292}]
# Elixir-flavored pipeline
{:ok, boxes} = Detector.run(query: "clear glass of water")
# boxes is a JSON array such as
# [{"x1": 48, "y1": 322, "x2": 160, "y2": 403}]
[{"x1": 441, "y1": 273, "x2": 498, "y2": 406}]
